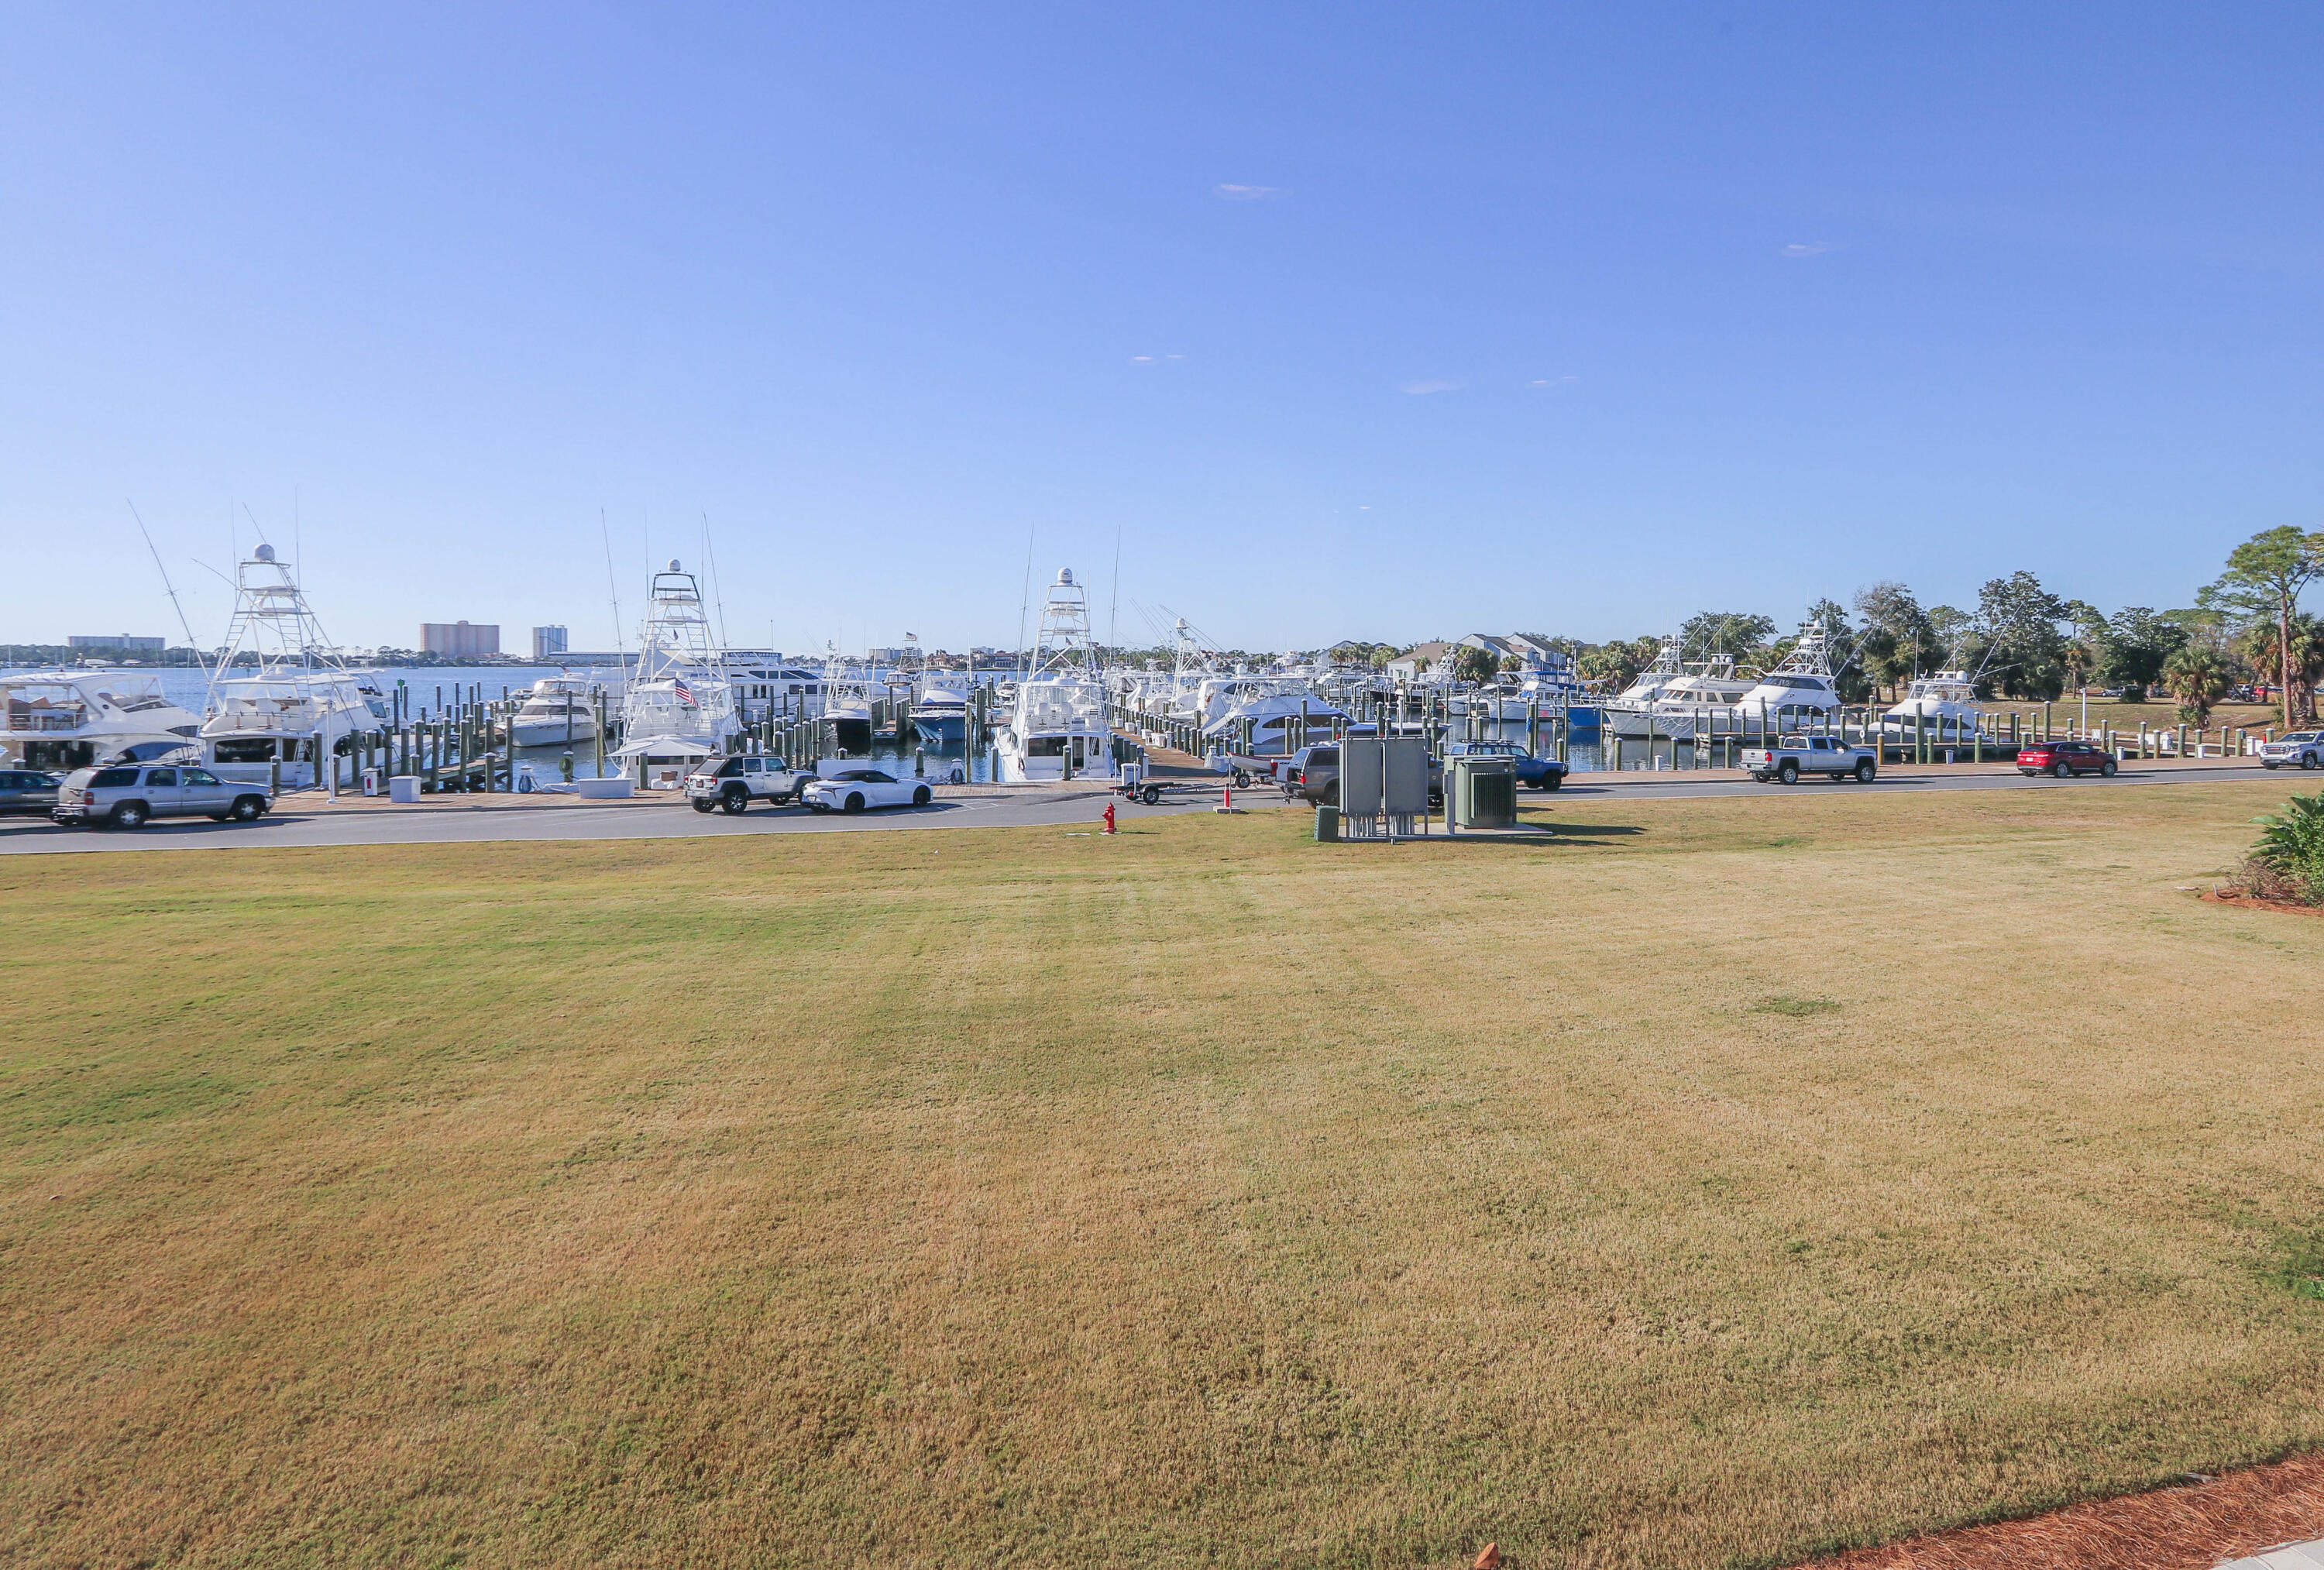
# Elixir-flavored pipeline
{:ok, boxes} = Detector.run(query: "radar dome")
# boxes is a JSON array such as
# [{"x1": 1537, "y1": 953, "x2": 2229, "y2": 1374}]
[
  {"x1": 254, "y1": 543, "x2": 276, "y2": 562},
  {"x1": 668, "y1": 558, "x2": 682, "y2": 572},
  {"x1": 1056, "y1": 568, "x2": 1074, "y2": 585}
]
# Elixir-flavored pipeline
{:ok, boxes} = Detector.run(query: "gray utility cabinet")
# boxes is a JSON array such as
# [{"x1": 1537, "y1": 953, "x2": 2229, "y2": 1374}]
[
  {"x1": 1338, "y1": 736, "x2": 1430, "y2": 838},
  {"x1": 1449, "y1": 753, "x2": 1516, "y2": 829}
]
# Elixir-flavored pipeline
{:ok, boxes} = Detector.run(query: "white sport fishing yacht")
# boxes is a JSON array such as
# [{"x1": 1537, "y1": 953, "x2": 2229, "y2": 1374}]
[
  {"x1": 1600, "y1": 638, "x2": 1694, "y2": 737},
  {"x1": 509, "y1": 676, "x2": 601, "y2": 747},
  {"x1": 0, "y1": 669, "x2": 204, "y2": 771},
  {"x1": 996, "y1": 568, "x2": 1121, "y2": 782},
  {"x1": 1197, "y1": 675, "x2": 1348, "y2": 758},
  {"x1": 1734, "y1": 626, "x2": 1846, "y2": 727},
  {"x1": 1881, "y1": 671, "x2": 1983, "y2": 733},
  {"x1": 198, "y1": 545, "x2": 387, "y2": 787},
  {"x1": 608, "y1": 560, "x2": 739, "y2": 788}
]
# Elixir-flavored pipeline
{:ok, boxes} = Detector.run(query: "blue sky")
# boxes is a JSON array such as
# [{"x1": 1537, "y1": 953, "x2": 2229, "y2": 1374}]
[{"x1": 5, "y1": 4, "x2": 2321, "y2": 654}]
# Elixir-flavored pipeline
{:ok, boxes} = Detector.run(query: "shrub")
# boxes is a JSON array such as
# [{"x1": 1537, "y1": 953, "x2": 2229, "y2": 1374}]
[
  {"x1": 2119, "y1": 682, "x2": 2147, "y2": 704},
  {"x1": 2247, "y1": 792, "x2": 2324, "y2": 905}
]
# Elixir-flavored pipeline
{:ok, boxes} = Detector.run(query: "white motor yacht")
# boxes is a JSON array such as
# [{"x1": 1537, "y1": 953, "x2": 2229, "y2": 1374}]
[
  {"x1": 608, "y1": 561, "x2": 740, "y2": 788},
  {"x1": 1734, "y1": 627, "x2": 1847, "y2": 728},
  {"x1": 1600, "y1": 639, "x2": 1694, "y2": 737},
  {"x1": 509, "y1": 676, "x2": 602, "y2": 747},
  {"x1": 910, "y1": 675, "x2": 973, "y2": 744},
  {"x1": 198, "y1": 545, "x2": 387, "y2": 787},
  {"x1": 996, "y1": 569, "x2": 1122, "y2": 782},
  {"x1": 1882, "y1": 671, "x2": 1984, "y2": 734},
  {"x1": 1, "y1": 669, "x2": 204, "y2": 771}
]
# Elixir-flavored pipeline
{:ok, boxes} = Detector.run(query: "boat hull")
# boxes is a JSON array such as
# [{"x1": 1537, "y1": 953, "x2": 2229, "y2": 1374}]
[
  {"x1": 511, "y1": 716, "x2": 600, "y2": 747},
  {"x1": 909, "y1": 712, "x2": 965, "y2": 744}
]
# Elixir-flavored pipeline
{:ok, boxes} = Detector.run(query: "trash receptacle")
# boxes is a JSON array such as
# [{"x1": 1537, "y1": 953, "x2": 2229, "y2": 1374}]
[
  {"x1": 1449, "y1": 755, "x2": 1516, "y2": 829},
  {"x1": 387, "y1": 775, "x2": 421, "y2": 805},
  {"x1": 1314, "y1": 804, "x2": 1339, "y2": 842},
  {"x1": 361, "y1": 768, "x2": 380, "y2": 797}
]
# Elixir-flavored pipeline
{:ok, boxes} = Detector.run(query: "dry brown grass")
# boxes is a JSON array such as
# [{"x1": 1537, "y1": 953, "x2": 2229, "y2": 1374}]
[{"x1": 4, "y1": 779, "x2": 2323, "y2": 1568}]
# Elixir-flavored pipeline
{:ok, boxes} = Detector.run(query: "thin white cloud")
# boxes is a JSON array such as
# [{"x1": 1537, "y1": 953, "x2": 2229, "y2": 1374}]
[
  {"x1": 1401, "y1": 379, "x2": 1459, "y2": 395},
  {"x1": 1527, "y1": 376, "x2": 1578, "y2": 387},
  {"x1": 1783, "y1": 242, "x2": 1838, "y2": 257},
  {"x1": 1130, "y1": 356, "x2": 1153, "y2": 362},
  {"x1": 1214, "y1": 184, "x2": 1284, "y2": 201}
]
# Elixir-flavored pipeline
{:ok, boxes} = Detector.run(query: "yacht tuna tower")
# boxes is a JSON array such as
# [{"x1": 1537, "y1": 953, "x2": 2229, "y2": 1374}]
[{"x1": 996, "y1": 567, "x2": 1119, "y2": 782}]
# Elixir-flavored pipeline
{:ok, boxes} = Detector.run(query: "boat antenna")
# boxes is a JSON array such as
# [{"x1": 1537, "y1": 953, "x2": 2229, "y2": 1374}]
[
  {"x1": 1015, "y1": 522, "x2": 1037, "y2": 684},
  {"x1": 600, "y1": 509, "x2": 626, "y2": 661},
  {"x1": 128, "y1": 500, "x2": 208, "y2": 679},
  {"x1": 1106, "y1": 524, "x2": 1122, "y2": 680},
  {"x1": 702, "y1": 510, "x2": 731, "y2": 650}
]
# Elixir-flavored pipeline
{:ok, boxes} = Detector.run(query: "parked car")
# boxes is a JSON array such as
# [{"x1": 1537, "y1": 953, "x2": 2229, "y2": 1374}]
[
  {"x1": 2015, "y1": 740, "x2": 2117, "y2": 778},
  {"x1": 52, "y1": 764, "x2": 273, "y2": 828},
  {"x1": 1741, "y1": 736, "x2": 1879, "y2": 784},
  {"x1": 2259, "y1": 731, "x2": 2324, "y2": 771},
  {"x1": 799, "y1": 768, "x2": 933, "y2": 814},
  {"x1": 0, "y1": 769, "x2": 61, "y2": 819},
  {"x1": 1442, "y1": 739, "x2": 1568, "y2": 789},
  {"x1": 1283, "y1": 744, "x2": 1342, "y2": 805},
  {"x1": 683, "y1": 754, "x2": 818, "y2": 812}
]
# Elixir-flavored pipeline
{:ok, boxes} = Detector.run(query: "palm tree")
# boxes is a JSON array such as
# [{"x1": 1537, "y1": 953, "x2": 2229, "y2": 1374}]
[
  {"x1": 2243, "y1": 612, "x2": 2324, "y2": 724},
  {"x1": 2164, "y1": 643, "x2": 2236, "y2": 728}
]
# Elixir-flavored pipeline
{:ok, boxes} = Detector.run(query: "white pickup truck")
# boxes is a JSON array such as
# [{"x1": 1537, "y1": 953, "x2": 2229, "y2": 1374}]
[
  {"x1": 1741, "y1": 735, "x2": 1879, "y2": 785},
  {"x1": 683, "y1": 755, "x2": 819, "y2": 813}
]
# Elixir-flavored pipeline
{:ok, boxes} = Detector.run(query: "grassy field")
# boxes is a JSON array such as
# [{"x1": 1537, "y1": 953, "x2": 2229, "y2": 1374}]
[{"x1": 5, "y1": 781, "x2": 2324, "y2": 1568}]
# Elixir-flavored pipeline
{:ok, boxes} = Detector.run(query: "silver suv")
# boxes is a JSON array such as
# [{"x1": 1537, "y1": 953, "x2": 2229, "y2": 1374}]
[
  {"x1": 2260, "y1": 731, "x2": 2324, "y2": 771},
  {"x1": 53, "y1": 764, "x2": 273, "y2": 829}
]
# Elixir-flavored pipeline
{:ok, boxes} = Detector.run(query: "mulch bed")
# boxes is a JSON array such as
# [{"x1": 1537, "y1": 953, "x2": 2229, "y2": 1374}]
[
  {"x1": 1790, "y1": 1454, "x2": 2324, "y2": 1568},
  {"x1": 2202, "y1": 891, "x2": 2324, "y2": 919}
]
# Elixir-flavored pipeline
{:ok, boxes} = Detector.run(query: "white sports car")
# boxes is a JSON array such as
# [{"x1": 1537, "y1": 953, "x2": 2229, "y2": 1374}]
[{"x1": 799, "y1": 768, "x2": 933, "y2": 813}]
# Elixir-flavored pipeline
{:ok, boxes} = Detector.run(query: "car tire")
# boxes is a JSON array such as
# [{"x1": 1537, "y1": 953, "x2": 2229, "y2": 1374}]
[
  {"x1": 2265, "y1": 761, "x2": 2280, "y2": 769},
  {"x1": 1542, "y1": 774, "x2": 1563, "y2": 790},
  {"x1": 1855, "y1": 759, "x2": 1876, "y2": 783},
  {"x1": 112, "y1": 801, "x2": 148, "y2": 829},
  {"x1": 2101, "y1": 758, "x2": 2117, "y2": 777},
  {"x1": 1778, "y1": 761, "x2": 1800, "y2": 785},
  {"x1": 844, "y1": 792, "x2": 865, "y2": 813},
  {"x1": 692, "y1": 799, "x2": 716, "y2": 813},
  {"x1": 913, "y1": 785, "x2": 931, "y2": 806},
  {"x1": 2053, "y1": 761, "x2": 2072, "y2": 779},
  {"x1": 720, "y1": 787, "x2": 749, "y2": 814},
  {"x1": 229, "y1": 795, "x2": 265, "y2": 822},
  {"x1": 2304, "y1": 753, "x2": 2319, "y2": 771}
]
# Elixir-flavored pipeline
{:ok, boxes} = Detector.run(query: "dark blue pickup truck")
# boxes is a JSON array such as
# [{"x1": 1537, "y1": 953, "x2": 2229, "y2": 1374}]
[{"x1": 1441, "y1": 740, "x2": 1568, "y2": 789}]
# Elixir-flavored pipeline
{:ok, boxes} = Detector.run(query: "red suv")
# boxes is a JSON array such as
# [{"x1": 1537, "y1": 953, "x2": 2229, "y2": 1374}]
[{"x1": 2016, "y1": 739, "x2": 2117, "y2": 778}]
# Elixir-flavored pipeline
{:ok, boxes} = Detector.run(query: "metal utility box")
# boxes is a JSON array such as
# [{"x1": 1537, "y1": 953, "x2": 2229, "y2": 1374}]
[
  {"x1": 1313, "y1": 804, "x2": 1339, "y2": 841},
  {"x1": 1338, "y1": 736, "x2": 1431, "y2": 838},
  {"x1": 1449, "y1": 754, "x2": 1516, "y2": 829}
]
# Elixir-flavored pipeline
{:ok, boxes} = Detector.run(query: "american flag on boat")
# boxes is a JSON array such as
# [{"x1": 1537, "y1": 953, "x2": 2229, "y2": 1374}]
[{"x1": 673, "y1": 676, "x2": 697, "y2": 707}]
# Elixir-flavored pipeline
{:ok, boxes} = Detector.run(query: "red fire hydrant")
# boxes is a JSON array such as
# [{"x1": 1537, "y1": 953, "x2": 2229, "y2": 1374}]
[{"x1": 1102, "y1": 800, "x2": 1117, "y2": 834}]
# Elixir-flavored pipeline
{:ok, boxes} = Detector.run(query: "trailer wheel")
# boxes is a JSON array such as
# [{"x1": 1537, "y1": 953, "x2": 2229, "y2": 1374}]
[{"x1": 1143, "y1": 785, "x2": 1162, "y2": 805}]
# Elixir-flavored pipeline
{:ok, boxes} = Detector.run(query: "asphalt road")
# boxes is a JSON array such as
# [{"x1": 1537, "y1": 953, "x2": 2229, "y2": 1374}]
[{"x1": 0, "y1": 761, "x2": 2289, "y2": 856}]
